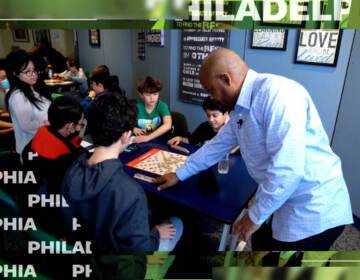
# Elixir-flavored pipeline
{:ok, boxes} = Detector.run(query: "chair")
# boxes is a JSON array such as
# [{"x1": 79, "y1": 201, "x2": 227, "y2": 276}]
[
  {"x1": 0, "y1": 92, "x2": 6, "y2": 111},
  {"x1": 85, "y1": 71, "x2": 91, "y2": 87},
  {"x1": 79, "y1": 118, "x2": 87, "y2": 138},
  {"x1": 51, "y1": 93, "x2": 63, "y2": 100},
  {"x1": 170, "y1": 111, "x2": 189, "y2": 138},
  {"x1": 0, "y1": 122, "x2": 15, "y2": 154}
]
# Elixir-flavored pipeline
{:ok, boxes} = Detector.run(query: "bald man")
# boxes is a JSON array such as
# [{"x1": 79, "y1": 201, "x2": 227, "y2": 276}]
[{"x1": 154, "y1": 48, "x2": 353, "y2": 250}]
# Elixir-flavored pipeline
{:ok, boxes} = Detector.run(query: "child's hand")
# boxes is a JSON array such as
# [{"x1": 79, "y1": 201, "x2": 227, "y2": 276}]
[
  {"x1": 133, "y1": 127, "x2": 146, "y2": 136},
  {"x1": 155, "y1": 223, "x2": 176, "y2": 239},
  {"x1": 167, "y1": 136, "x2": 182, "y2": 146},
  {"x1": 88, "y1": 90, "x2": 96, "y2": 100},
  {"x1": 133, "y1": 135, "x2": 150, "y2": 144}
]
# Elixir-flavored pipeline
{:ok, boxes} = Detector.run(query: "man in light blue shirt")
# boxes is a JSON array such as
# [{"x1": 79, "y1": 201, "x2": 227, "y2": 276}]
[{"x1": 154, "y1": 48, "x2": 353, "y2": 250}]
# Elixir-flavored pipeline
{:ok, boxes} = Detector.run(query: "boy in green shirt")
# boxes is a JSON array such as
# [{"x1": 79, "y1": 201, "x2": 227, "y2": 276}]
[{"x1": 133, "y1": 76, "x2": 172, "y2": 143}]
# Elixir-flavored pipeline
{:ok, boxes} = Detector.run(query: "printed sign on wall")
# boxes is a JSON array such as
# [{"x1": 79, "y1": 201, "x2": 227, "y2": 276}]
[
  {"x1": 295, "y1": 29, "x2": 342, "y2": 66},
  {"x1": 179, "y1": 30, "x2": 229, "y2": 105},
  {"x1": 146, "y1": 30, "x2": 164, "y2": 46},
  {"x1": 251, "y1": 29, "x2": 288, "y2": 50}
]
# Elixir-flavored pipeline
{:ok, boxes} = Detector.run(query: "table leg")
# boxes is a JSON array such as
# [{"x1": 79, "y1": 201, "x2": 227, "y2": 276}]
[
  {"x1": 229, "y1": 209, "x2": 247, "y2": 251},
  {"x1": 229, "y1": 233, "x2": 239, "y2": 251},
  {"x1": 219, "y1": 224, "x2": 230, "y2": 251}
]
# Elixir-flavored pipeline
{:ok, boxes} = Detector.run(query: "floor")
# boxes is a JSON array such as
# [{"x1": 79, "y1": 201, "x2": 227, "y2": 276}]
[
  {"x1": 200, "y1": 217, "x2": 360, "y2": 251},
  {"x1": 166, "y1": 219, "x2": 360, "y2": 278}
]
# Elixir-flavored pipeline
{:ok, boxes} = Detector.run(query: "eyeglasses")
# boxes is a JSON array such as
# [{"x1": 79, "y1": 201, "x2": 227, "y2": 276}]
[{"x1": 21, "y1": 70, "x2": 39, "y2": 77}]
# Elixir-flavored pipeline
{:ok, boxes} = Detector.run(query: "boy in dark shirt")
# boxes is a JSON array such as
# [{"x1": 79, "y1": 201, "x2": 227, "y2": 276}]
[
  {"x1": 22, "y1": 95, "x2": 86, "y2": 195},
  {"x1": 168, "y1": 97, "x2": 230, "y2": 147},
  {"x1": 62, "y1": 93, "x2": 182, "y2": 252},
  {"x1": 22, "y1": 96, "x2": 86, "y2": 236}
]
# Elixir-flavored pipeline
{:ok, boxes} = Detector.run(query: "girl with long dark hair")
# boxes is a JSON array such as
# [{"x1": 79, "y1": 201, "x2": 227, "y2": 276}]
[{"x1": 6, "y1": 49, "x2": 51, "y2": 154}]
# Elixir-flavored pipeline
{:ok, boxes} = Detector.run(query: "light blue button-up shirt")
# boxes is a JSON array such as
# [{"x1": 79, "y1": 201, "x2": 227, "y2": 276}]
[{"x1": 176, "y1": 69, "x2": 353, "y2": 242}]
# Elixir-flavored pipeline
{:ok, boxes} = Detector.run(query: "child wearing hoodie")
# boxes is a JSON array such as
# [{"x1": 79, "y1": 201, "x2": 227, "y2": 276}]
[{"x1": 61, "y1": 93, "x2": 182, "y2": 252}]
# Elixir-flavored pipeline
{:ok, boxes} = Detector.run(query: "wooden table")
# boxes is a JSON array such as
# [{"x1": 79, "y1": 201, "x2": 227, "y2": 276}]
[{"x1": 44, "y1": 79, "x2": 76, "y2": 93}]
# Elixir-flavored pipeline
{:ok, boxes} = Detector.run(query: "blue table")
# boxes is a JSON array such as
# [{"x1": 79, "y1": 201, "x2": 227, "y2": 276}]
[{"x1": 120, "y1": 139, "x2": 258, "y2": 251}]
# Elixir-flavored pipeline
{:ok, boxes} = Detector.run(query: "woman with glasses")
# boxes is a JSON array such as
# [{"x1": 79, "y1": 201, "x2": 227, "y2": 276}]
[{"x1": 5, "y1": 49, "x2": 51, "y2": 155}]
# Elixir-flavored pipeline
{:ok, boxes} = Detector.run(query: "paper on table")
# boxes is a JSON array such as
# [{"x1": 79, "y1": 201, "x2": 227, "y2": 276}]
[
  {"x1": 80, "y1": 140, "x2": 95, "y2": 153},
  {"x1": 134, "y1": 173, "x2": 155, "y2": 183}
]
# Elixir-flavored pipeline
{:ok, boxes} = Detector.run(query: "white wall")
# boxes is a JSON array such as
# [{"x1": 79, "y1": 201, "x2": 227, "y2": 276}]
[
  {"x1": 0, "y1": 29, "x2": 75, "y2": 59},
  {"x1": 0, "y1": 29, "x2": 36, "y2": 57},
  {"x1": 77, "y1": 29, "x2": 134, "y2": 97},
  {"x1": 332, "y1": 30, "x2": 360, "y2": 216}
]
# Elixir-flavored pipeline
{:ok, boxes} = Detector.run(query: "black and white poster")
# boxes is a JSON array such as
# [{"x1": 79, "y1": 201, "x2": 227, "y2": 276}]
[
  {"x1": 179, "y1": 30, "x2": 229, "y2": 105},
  {"x1": 146, "y1": 30, "x2": 165, "y2": 46}
]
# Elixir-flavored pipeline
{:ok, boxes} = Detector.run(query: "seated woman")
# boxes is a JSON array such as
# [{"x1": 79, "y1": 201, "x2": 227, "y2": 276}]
[
  {"x1": 6, "y1": 50, "x2": 51, "y2": 155},
  {"x1": 168, "y1": 97, "x2": 239, "y2": 153},
  {"x1": 54, "y1": 58, "x2": 88, "y2": 94},
  {"x1": 133, "y1": 76, "x2": 172, "y2": 143}
]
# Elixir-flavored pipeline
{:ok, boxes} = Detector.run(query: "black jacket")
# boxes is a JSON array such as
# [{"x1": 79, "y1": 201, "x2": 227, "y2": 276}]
[
  {"x1": 22, "y1": 126, "x2": 86, "y2": 195},
  {"x1": 61, "y1": 153, "x2": 160, "y2": 253}
]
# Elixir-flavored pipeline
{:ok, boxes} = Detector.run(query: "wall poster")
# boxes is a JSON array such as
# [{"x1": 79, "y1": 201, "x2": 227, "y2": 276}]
[{"x1": 179, "y1": 30, "x2": 230, "y2": 105}]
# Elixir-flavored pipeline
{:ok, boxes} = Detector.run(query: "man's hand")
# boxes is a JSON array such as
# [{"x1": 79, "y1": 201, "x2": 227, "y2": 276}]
[
  {"x1": 232, "y1": 212, "x2": 261, "y2": 241},
  {"x1": 153, "y1": 173, "x2": 179, "y2": 191}
]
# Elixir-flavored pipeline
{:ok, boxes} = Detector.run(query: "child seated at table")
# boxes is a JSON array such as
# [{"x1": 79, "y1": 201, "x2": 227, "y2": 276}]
[
  {"x1": 61, "y1": 93, "x2": 183, "y2": 252},
  {"x1": 80, "y1": 71, "x2": 112, "y2": 114},
  {"x1": 133, "y1": 76, "x2": 172, "y2": 144},
  {"x1": 168, "y1": 97, "x2": 226, "y2": 145},
  {"x1": 54, "y1": 58, "x2": 88, "y2": 93},
  {"x1": 22, "y1": 96, "x2": 86, "y2": 237}
]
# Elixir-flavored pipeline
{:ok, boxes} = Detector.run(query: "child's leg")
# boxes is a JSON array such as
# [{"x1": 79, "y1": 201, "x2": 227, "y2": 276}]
[{"x1": 157, "y1": 216, "x2": 183, "y2": 251}]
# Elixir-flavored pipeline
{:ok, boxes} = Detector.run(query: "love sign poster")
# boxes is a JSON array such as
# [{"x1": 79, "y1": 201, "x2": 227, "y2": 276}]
[{"x1": 295, "y1": 29, "x2": 342, "y2": 66}]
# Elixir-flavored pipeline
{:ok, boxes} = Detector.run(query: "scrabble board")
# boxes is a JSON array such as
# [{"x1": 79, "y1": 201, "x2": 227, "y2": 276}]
[{"x1": 125, "y1": 148, "x2": 188, "y2": 176}]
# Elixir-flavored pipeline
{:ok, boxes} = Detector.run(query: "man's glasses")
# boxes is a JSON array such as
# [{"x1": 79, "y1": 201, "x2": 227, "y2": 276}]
[{"x1": 21, "y1": 70, "x2": 39, "y2": 77}]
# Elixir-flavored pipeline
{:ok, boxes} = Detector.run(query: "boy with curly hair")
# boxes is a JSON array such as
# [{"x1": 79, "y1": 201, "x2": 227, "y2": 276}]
[{"x1": 62, "y1": 93, "x2": 182, "y2": 252}]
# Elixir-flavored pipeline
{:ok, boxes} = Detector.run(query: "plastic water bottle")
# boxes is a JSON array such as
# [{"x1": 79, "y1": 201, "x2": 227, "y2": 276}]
[
  {"x1": 218, "y1": 153, "x2": 230, "y2": 174},
  {"x1": 47, "y1": 64, "x2": 53, "y2": 78}
]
